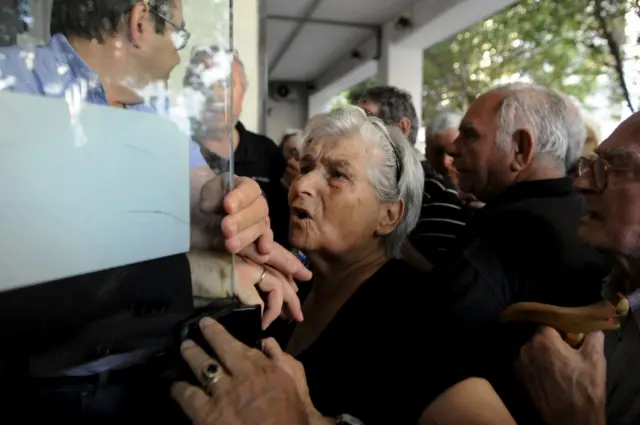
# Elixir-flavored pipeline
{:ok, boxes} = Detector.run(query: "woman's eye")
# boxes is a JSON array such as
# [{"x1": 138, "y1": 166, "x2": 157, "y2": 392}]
[
  {"x1": 330, "y1": 170, "x2": 347, "y2": 180},
  {"x1": 300, "y1": 166, "x2": 311, "y2": 175}
]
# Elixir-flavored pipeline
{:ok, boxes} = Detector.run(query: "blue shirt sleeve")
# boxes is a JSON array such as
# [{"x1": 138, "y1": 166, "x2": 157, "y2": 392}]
[{"x1": 189, "y1": 139, "x2": 207, "y2": 169}]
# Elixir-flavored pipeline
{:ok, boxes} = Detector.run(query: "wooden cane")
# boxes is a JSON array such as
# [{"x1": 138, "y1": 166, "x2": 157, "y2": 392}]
[{"x1": 500, "y1": 293, "x2": 629, "y2": 347}]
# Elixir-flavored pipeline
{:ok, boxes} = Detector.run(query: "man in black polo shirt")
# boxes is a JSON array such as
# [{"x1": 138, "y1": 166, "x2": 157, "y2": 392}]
[
  {"x1": 183, "y1": 47, "x2": 290, "y2": 247},
  {"x1": 410, "y1": 83, "x2": 610, "y2": 425}
]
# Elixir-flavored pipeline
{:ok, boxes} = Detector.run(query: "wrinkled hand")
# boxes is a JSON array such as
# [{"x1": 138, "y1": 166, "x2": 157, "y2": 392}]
[
  {"x1": 236, "y1": 256, "x2": 303, "y2": 329},
  {"x1": 280, "y1": 159, "x2": 301, "y2": 191},
  {"x1": 172, "y1": 318, "x2": 311, "y2": 425},
  {"x1": 517, "y1": 327, "x2": 606, "y2": 425},
  {"x1": 240, "y1": 241, "x2": 312, "y2": 284},
  {"x1": 262, "y1": 339, "x2": 331, "y2": 425},
  {"x1": 191, "y1": 174, "x2": 273, "y2": 256}
]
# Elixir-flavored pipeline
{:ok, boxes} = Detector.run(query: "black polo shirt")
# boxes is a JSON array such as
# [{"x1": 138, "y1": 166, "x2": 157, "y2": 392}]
[
  {"x1": 415, "y1": 177, "x2": 609, "y2": 425},
  {"x1": 199, "y1": 122, "x2": 290, "y2": 247}
]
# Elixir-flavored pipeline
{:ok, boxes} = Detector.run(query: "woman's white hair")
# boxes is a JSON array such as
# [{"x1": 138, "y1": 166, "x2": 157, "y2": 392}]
[{"x1": 301, "y1": 105, "x2": 424, "y2": 258}]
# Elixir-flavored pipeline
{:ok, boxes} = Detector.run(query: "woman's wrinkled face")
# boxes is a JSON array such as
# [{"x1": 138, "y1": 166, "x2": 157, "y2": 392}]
[{"x1": 288, "y1": 136, "x2": 387, "y2": 257}]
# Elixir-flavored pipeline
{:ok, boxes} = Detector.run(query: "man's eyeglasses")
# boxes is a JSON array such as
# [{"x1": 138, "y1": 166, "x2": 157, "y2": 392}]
[
  {"x1": 150, "y1": 8, "x2": 191, "y2": 50},
  {"x1": 577, "y1": 155, "x2": 612, "y2": 191}
]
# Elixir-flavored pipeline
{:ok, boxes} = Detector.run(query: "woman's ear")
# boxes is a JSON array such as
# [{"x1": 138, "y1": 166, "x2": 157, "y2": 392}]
[
  {"x1": 510, "y1": 128, "x2": 534, "y2": 172},
  {"x1": 376, "y1": 200, "x2": 404, "y2": 236}
]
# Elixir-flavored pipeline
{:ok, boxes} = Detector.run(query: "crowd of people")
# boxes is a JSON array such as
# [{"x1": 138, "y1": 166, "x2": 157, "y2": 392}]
[{"x1": 2, "y1": 0, "x2": 640, "y2": 425}]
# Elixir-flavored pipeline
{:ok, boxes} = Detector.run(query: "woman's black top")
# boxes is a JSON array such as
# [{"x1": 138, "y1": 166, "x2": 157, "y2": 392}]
[{"x1": 272, "y1": 259, "x2": 438, "y2": 425}]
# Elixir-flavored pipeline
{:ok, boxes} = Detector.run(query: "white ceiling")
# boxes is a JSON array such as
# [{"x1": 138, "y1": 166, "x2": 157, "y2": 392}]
[{"x1": 266, "y1": 0, "x2": 415, "y2": 82}]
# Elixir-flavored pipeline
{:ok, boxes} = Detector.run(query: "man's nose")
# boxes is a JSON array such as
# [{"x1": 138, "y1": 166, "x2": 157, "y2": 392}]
[{"x1": 446, "y1": 138, "x2": 461, "y2": 158}]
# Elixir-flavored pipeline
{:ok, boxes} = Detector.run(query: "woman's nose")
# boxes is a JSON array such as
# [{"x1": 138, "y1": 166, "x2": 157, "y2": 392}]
[{"x1": 289, "y1": 169, "x2": 319, "y2": 200}]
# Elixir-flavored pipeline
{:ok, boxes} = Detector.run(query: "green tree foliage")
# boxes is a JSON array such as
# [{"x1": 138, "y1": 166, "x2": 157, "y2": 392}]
[
  {"x1": 421, "y1": 0, "x2": 633, "y2": 121},
  {"x1": 343, "y1": 0, "x2": 634, "y2": 122}
]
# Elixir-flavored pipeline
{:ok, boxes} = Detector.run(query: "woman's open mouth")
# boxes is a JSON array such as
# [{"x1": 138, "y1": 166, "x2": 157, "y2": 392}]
[{"x1": 291, "y1": 206, "x2": 312, "y2": 221}]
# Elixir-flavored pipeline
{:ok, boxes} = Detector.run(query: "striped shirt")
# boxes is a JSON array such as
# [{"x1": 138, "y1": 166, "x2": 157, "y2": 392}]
[{"x1": 408, "y1": 163, "x2": 468, "y2": 266}]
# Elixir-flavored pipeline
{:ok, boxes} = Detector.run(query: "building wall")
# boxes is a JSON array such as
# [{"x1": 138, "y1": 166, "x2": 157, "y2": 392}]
[{"x1": 266, "y1": 82, "x2": 309, "y2": 143}]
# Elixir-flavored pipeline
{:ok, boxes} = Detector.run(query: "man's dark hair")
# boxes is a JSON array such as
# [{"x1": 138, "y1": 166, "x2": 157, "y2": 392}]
[
  {"x1": 50, "y1": 0, "x2": 171, "y2": 42},
  {"x1": 357, "y1": 86, "x2": 420, "y2": 146}
]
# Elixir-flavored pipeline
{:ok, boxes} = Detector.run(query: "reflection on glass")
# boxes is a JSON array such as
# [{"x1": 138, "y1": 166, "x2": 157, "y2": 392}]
[{"x1": 0, "y1": 0, "x2": 236, "y2": 292}]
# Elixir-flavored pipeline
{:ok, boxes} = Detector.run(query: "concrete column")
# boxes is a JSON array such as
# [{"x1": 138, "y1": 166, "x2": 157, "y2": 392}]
[
  {"x1": 377, "y1": 25, "x2": 423, "y2": 124},
  {"x1": 232, "y1": 0, "x2": 260, "y2": 132}
]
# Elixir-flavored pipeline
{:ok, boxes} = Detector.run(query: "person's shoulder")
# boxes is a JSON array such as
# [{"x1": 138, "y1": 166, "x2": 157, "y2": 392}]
[
  {"x1": 421, "y1": 167, "x2": 462, "y2": 203},
  {"x1": 385, "y1": 258, "x2": 429, "y2": 280},
  {"x1": 0, "y1": 43, "x2": 58, "y2": 94},
  {"x1": 242, "y1": 126, "x2": 278, "y2": 149},
  {"x1": 480, "y1": 207, "x2": 558, "y2": 251}
]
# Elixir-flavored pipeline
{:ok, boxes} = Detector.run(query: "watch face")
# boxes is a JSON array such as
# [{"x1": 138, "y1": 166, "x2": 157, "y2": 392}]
[{"x1": 336, "y1": 414, "x2": 364, "y2": 425}]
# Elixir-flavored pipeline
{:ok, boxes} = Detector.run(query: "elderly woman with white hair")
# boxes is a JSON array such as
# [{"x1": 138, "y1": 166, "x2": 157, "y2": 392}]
[{"x1": 267, "y1": 105, "x2": 429, "y2": 424}]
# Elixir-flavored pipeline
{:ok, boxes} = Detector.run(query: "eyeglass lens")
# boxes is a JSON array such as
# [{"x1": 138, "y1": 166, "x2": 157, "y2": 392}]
[{"x1": 579, "y1": 157, "x2": 607, "y2": 190}]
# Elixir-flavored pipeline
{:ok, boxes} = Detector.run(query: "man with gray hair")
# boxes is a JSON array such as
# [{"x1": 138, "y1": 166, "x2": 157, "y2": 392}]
[
  {"x1": 413, "y1": 82, "x2": 608, "y2": 425},
  {"x1": 356, "y1": 86, "x2": 468, "y2": 267},
  {"x1": 357, "y1": 86, "x2": 420, "y2": 146},
  {"x1": 426, "y1": 111, "x2": 462, "y2": 182}
]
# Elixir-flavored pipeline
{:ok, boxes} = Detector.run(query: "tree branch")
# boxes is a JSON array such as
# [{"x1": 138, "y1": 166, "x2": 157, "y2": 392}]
[{"x1": 594, "y1": 0, "x2": 635, "y2": 112}]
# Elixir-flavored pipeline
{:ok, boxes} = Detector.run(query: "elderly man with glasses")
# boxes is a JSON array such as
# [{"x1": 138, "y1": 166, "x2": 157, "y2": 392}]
[{"x1": 510, "y1": 111, "x2": 640, "y2": 425}]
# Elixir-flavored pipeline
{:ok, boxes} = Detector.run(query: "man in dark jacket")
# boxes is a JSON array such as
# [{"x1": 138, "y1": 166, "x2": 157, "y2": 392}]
[{"x1": 411, "y1": 83, "x2": 609, "y2": 425}]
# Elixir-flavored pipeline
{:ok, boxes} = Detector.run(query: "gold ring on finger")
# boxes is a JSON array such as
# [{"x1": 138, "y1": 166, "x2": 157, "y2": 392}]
[{"x1": 255, "y1": 268, "x2": 267, "y2": 285}]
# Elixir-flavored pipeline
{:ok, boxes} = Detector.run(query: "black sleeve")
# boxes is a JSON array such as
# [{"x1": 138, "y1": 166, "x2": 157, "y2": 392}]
[
  {"x1": 0, "y1": 254, "x2": 193, "y2": 356},
  {"x1": 414, "y1": 212, "x2": 562, "y2": 406},
  {"x1": 267, "y1": 146, "x2": 291, "y2": 249}
]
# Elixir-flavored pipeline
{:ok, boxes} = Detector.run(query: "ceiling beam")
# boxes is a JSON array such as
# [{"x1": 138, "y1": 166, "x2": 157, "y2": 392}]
[
  {"x1": 267, "y1": 15, "x2": 378, "y2": 30},
  {"x1": 268, "y1": 0, "x2": 324, "y2": 75}
]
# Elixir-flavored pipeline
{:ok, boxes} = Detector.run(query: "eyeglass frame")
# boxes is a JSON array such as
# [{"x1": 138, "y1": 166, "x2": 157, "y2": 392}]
[
  {"x1": 149, "y1": 6, "x2": 191, "y2": 50},
  {"x1": 577, "y1": 152, "x2": 637, "y2": 191}
]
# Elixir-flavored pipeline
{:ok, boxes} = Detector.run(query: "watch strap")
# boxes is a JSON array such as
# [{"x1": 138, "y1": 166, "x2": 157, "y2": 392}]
[{"x1": 336, "y1": 413, "x2": 364, "y2": 425}]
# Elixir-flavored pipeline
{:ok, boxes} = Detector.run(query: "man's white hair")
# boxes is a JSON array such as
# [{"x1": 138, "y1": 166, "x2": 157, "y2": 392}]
[
  {"x1": 301, "y1": 105, "x2": 424, "y2": 258},
  {"x1": 429, "y1": 111, "x2": 462, "y2": 138},
  {"x1": 560, "y1": 94, "x2": 587, "y2": 170},
  {"x1": 492, "y1": 83, "x2": 568, "y2": 171}
]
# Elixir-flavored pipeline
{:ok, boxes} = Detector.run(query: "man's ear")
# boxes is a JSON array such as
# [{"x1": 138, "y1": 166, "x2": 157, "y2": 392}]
[
  {"x1": 127, "y1": 2, "x2": 152, "y2": 48},
  {"x1": 510, "y1": 128, "x2": 535, "y2": 172},
  {"x1": 396, "y1": 117, "x2": 412, "y2": 138},
  {"x1": 376, "y1": 200, "x2": 404, "y2": 237}
]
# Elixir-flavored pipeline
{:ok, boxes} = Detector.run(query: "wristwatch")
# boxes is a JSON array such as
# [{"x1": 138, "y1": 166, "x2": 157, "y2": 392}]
[{"x1": 336, "y1": 414, "x2": 363, "y2": 425}]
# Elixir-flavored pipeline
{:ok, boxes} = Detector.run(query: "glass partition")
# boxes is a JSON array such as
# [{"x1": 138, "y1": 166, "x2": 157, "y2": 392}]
[{"x1": 0, "y1": 0, "x2": 236, "y2": 291}]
